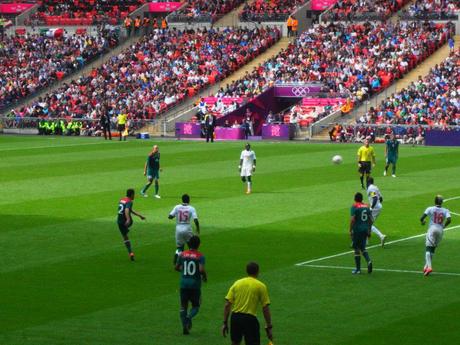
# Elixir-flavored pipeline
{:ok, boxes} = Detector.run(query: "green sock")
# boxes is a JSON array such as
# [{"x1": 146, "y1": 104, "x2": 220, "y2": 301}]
[
  {"x1": 124, "y1": 240, "x2": 132, "y2": 254},
  {"x1": 363, "y1": 251, "x2": 371, "y2": 263},
  {"x1": 155, "y1": 181, "x2": 159, "y2": 195},
  {"x1": 180, "y1": 310, "x2": 187, "y2": 327},
  {"x1": 354, "y1": 255, "x2": 361, "y2": 270},
  {"x1": 189, "y1": 307, "x2": 199, "y2": 319},
  {"x1": 392, "y1": 165, "x2": 396, "y2": 175},
  {"x1": 141, "y1": 183, "x2": 151, "y2": 194}
]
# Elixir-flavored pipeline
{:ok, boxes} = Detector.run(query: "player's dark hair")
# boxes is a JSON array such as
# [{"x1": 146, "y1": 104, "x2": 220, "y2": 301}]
[
  {"x1": 127, "y1": 189, "x2": 135, "y2": 198},
  {"x1": 246, "y1": 262, "x2": 259, "y2": 276},
  {"x1": 245, "y1": 143, "x2": 250, "y2": 150},
  {"x1": 188, "y1": 235, "x2": 200, "y2": 249},
  {"x1": 182, "y1": 194, "x2": 190, "y2": 204},
  {"x1": 435, "y1": 195, "x2": 443, "y2": 206},
  {"x1": 367, "y1": 177, "x2": 374, "y2": 185},
  {"x1": 354, "y1": 192, "x2": 363, "y2": 202}
]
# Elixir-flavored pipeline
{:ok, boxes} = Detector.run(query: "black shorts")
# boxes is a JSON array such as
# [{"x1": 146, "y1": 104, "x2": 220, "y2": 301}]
[
  {"x1": 180, "y1": 288, "x2": 201, "y2": 308},
  {"x1": 118, "y1": 222, "x2": 131, "y2": 236},
  {"x1": 359, "y1": 161, "x2": 371, "y2": 174},
  {"x1": 352, "y1": 231, "x2": 368, "y2": 252},
  {"x1": 117, "y1": 124, "x2": 126, "y2": 132},
  {"x1": 231, "y1": 313, "x2": 260, "y2": 345}
]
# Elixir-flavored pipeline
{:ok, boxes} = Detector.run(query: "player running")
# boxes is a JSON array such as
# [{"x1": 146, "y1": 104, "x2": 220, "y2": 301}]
[
  {"x1": 140, "y1": 145, "x2": 161, "y2": 199},
  {"x1": 169, "y1": 194, "x2": 200, "y2": 265},
  {"x1": 117, "y1": 189, "x2": 146, "y2": 261},
  {"x1": 175, "y1": 235, "x2": 207, "y2": 335},
  {"x1": 367, "y1": 177, "x2": 386, "y2": 247},
  {"x1": 239, "y1": 143, "x2": 256, "y2": 194},
  {"x1": 420, "y1": 195, "x2": 451, "y2": 276},
  {"x1": 384, "y1": 133, "x2": 399, "y2": 177},
  {"x1": 357, "y1": 138, "x2": 376, "y2": 189},
  {"x1": 349, "y1": 192, "x2": 373, "y2": 274}
]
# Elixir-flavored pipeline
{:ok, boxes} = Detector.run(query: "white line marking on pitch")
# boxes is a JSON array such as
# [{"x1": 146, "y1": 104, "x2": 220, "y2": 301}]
[
  {"x1": 445, "y1": 196, "x2": 460, "y2": 202},
  {"x1": 300, "y1": 264, "x2": 460, "y2": 277},
  {"x1": 295, "y1": 224, "x2": 460, "y2": 266},
  {"x1": 451, "y1": 211, "x2": 460, "y2": 216}
]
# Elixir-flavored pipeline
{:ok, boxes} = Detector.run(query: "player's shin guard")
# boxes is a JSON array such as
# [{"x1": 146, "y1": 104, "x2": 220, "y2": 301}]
[
  {"x1": 371, "y1": 225, "x2": 384, "y2": 240},
  {"x1": 189, "y1": 307, "x2": 199, "y2": 319},
  {"x1": 354, "y1": 255, "x2": 361, "y2": 271},
  {"x1": 124, "y1": 240, "x2": 132, "y2": 253}
]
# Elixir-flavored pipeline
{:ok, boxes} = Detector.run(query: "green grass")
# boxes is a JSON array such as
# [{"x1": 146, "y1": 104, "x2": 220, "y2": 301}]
[{"x1": 1, "y1": 135, "x2": 460, "y2": 345}]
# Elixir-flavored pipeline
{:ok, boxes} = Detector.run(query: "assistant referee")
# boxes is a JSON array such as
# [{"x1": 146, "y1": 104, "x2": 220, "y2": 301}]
[
  {"x1": 357, "y1": 138, "x2": 376, "y2": 189},
  {"x1": 222, "y1": 262, "x2": 273, "y2": 345}
]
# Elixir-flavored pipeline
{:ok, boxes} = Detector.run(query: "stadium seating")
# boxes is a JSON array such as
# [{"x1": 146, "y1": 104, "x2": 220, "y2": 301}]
[
  {"x1": 356, "y1": 49, "x2": 459, "y2": 127},
  {"x1": 400, "y1": 0, "x2": 460, "y2": 20},
  {"x1": 29, "y1": 0, "x2": 145, "y2": 25},
  {"x1": 0, "y1": 29, "x2": 118, "y2": 110},
  {"x1": 323, "y1": 0, "x2": 411, "y2": 21},
  {"x1": 168, "y1": 0, "x2": 244, "y2": 23},
  {"x1": 14, "y1": 27, "x2": 280, "y2": 119},
  {"x1": 240, "y1": 0, "x2": 304, "y2": 22}
]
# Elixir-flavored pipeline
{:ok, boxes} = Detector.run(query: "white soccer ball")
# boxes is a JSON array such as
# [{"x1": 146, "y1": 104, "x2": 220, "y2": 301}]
[{"x1": 332, "y1": 155, "x2": 343, "y2": 165}]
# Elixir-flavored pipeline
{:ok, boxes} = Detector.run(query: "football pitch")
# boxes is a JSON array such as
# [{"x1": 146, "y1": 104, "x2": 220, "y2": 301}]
[{"x1": 1, "y1": 135, "x2": 460, "y2": 345}]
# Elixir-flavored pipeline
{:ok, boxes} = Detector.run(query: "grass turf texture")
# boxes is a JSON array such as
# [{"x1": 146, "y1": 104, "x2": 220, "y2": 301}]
[{"x1": 1, "y1": 135, "x2": 459, "y2": 345}]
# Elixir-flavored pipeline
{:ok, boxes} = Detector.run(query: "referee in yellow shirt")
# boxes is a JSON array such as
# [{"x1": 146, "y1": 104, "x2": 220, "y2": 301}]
[
  {"x1": 117, "y1": 112, "x2": 128, "y2": 141},
  {"x1": 222, "y1": 262, "x2": 273, "y2": 345},
  {"x1": 357, "y1": 138, "x2": 376, "y2": 189}
]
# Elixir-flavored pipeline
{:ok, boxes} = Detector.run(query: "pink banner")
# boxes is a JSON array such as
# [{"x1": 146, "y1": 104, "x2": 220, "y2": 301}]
[
  {"x1": 311, "y1": 0, "x2": 337, "y2": 11},
  {"x1": 0, "y1": 3, "x2": 34, "y2": 14},
  {"x1": 148, "y1": 2, "x2": 182, "y2": 12}
]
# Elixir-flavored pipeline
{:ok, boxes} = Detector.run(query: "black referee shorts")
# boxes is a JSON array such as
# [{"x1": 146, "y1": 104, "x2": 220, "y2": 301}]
[
  {"x1": 231, "y1": 312, "x2": 260, "y2": 345},
  {"x1": 359, "y1": 161, "x2": 371, "y2": 174}
]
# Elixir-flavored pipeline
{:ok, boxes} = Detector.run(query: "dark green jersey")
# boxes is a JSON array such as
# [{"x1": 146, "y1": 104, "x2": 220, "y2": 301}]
[
  {"x1": 386, "y1": 139, "x2": 399, "y2": 158},
  {"x1": 147, "y1": 152, "x2": 160, "y2": 172},
  {"x1": 350, "y1": 202, "x2": 371, "y2": 233},
  {"x1": 117, "y1": 197, "x2": 133, "y2": 224},
  {"x1": 178, "y1": 250, "x2": 205, "y2": 289}
]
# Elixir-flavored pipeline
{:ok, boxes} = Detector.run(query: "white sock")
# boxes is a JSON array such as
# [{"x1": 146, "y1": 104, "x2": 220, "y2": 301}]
[
  {"x1": 425, "y1": 251, "x2": 432, "y2": 269},
  {"x1": 371, "y1": 225, "x2": 384, "y2": 240},
  {"x1": 247, "y1": 182, "x2": 251, "y2": 191}
]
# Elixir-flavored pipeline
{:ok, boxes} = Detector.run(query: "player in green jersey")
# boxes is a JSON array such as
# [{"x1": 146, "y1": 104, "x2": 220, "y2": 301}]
[
  {"x1": 117, "y1": 189, "x2": 146, "y2": 261},
  {"x1": 384, "y1": 133, "x2": 399, "y2": 177},
  {"x1": 175, "y1": 235, "x2": 207, "y2": 335},
  {"x1": 140, "y1": 145, "x2": 161, "y2": 198},
  {"x1": 349, "y1": 192, "x2": 373, "y2": 274}
]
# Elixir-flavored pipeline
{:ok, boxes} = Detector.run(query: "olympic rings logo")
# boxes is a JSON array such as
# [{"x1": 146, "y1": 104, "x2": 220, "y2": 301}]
[{"x1": 291, "y1": 86, "x2": 311, "y2": 97}]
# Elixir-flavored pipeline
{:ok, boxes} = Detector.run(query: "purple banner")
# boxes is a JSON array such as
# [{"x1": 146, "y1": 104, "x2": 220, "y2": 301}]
[
  {"x1": 425, "y1": 130, "x2": 460, "y2": 146},
  {"x1": 274, "y1": 84, "x2": 323, "y2": 98},
  {"x1": 215, "y1": 127, "x2": 244, "y2": 140},
  {"x1": 175, "y1": 123, "x2": 201, "y2": 138},
  {"x1": 261, "y1": 124, "x2": 294, "y2": 140}
]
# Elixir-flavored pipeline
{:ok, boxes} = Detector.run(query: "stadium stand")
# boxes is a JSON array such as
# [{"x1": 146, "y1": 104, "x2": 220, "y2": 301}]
[
  {"x1": 168, "y1": 0, "x2": 244, "y2": 23},
  {"x1": 240, "y1": 0, "x2": 305, "y2": 22},
  {"x1": 356, "y1": 49, "x2": 459, "y2": 127},
  {"x1": 0, "y1": 28, "x2": 118, "y2": 110},
  {"x1": 400, "y1": 0, "x2": 460, "y2": 20},
  {"x1": 322, "y1": 0, "x2": 412, "y2": 21},
  {"x1": 12, "y1": 27, "x2": 280, "y2": 119},
  {"x1": 29, "y1": 0, "x2": 145, "y2": 25}
]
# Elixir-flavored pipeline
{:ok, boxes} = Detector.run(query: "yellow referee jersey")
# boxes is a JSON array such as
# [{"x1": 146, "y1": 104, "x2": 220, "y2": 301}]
[
  {"x1": 117, "y1": 113, "x2": 127, "y2": 125},
  {"x1": 357, "y1": 145, "x2": 375, "y2": 162},
  {"x1": 225, "y1": 277, "x2": 270, "y2": 316}
]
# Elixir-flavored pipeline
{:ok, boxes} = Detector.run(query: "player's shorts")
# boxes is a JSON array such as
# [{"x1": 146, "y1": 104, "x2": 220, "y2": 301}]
[
  {"x1": 180, "y1": 288, "x2": 201, "y2": 308},
  {"x1": 176, "y1": 226, "x2": 193, "y2": 247},
  {"x1": 359, "y1": 161, "x2": 371, "y2": 174},
  {"x1": 118, "y1": 221, "x2": 132, "y2": 236},
  {"x1": 117, "y1": 124, "x2": 126, "y2": 132},
  {"x1": 426, "y1": 225, "x2": 443, "y2": 248},
  {"x1": 240, "y1": 166, "x2": 253, "y2": 177},
  {"x1": 352, "y1": 231, "x2": 368, "y2": 251},
  {"x1": 386, "y1": 156, "x2": 397, "y2": 165},
  {"x1": 230, "y1": 313, "x2": 260, "y2": 345},
  {"x1": 371, "y1": 206, "x2": 381, "y2": 221},
  {"x1": 147, "y1": 169, "x2": 159, "y2": 180}
]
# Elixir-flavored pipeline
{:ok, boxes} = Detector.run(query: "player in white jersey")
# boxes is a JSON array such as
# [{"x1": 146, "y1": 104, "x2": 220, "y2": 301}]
[
  {"x1": 239, "y1": 143, "x2": 256, "y2": 194},
  {"x1": 168, "y1": 194, "x2": 200, "y2": 265},
  {"x1": 420, "y1": 195, "x2": 451, "y2": 276},
  {"x1": 366, "y1": 177, "x2": 386, "y2": 247}
]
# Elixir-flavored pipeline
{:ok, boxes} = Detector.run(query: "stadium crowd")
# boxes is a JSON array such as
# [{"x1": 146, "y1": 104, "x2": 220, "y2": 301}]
[
  {"x1": 12, "y1": 27, "x2": 280, "y2": 119},
  {"x1": 356, "y1": 49, "x2": 460, "y2": 127},
  {"x1": 29, "y1": 0, "x2": 145, "y2": 25},
  {"x1": 169, "y1": 0, "x2": 244, "y2": 22},
  {"x1": 401, "y1": 0, "x2": 460, "y2": 19},
  {"x1": 0, "y1": 29, "x2": 118, "y2": 110},
  {"x1": 240, "y1": 0, "x2": 304, "y2": 22},
  {"x1": 323, "y1": 0, "x2": 411, "y2": 21},
  {"x1": 218, "y1": 21, "x2": 452, "y2": 104}
]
